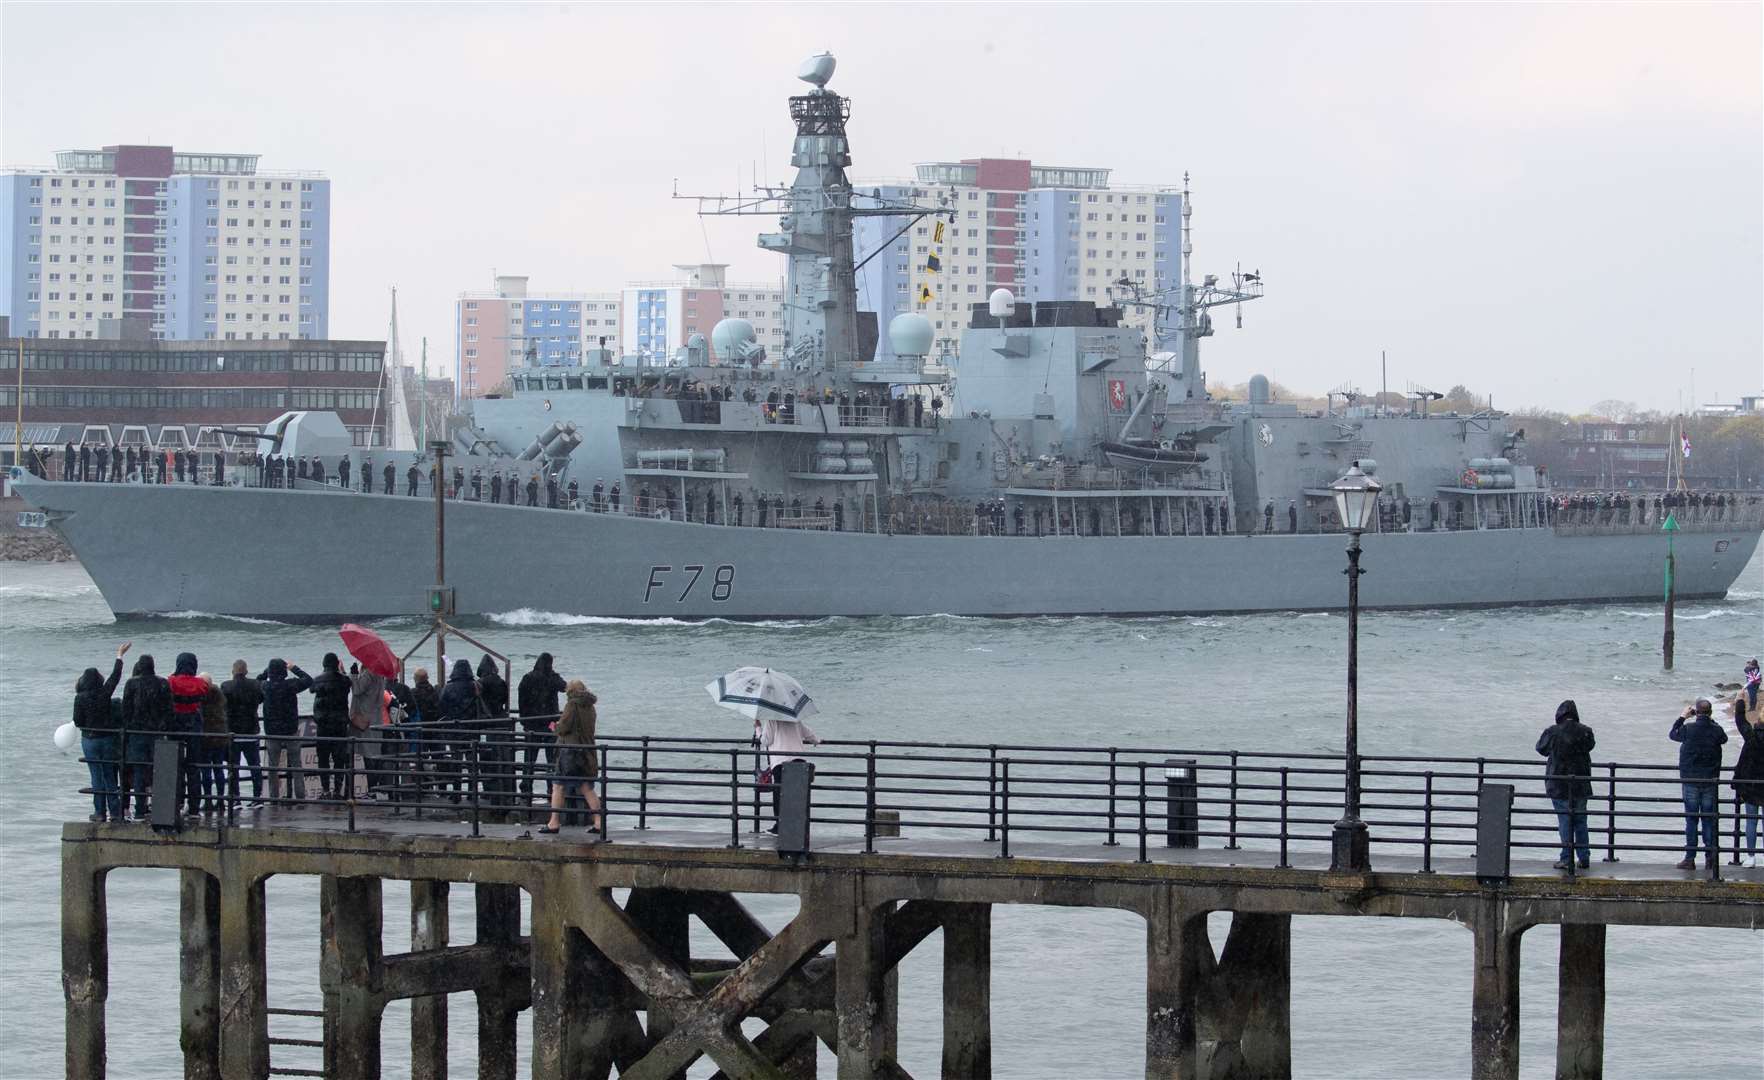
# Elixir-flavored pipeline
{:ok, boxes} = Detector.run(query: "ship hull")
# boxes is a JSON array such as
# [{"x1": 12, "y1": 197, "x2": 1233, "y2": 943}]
[{"x1": 15, "y1": 477, "x2": 1761, "y2": 621}]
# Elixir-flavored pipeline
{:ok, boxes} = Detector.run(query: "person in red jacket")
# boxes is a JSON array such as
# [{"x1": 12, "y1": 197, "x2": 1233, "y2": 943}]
[{"x1": 167, "y1": 652, "x2": 208, "y2": 818}]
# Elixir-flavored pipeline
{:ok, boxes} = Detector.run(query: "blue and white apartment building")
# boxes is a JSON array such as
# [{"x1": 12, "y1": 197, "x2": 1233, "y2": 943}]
[
  {"x1": 1, "y1": 144, "x2": 330, "y2": 341},
  {"x1": 854, "y1": 158, "x2": 1179, "y2": 361}
]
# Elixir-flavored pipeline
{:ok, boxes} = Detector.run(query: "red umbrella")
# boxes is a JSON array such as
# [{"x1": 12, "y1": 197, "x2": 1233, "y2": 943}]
[{"x1": 338, "y1": 623, "x2": 400, "y2": 679}]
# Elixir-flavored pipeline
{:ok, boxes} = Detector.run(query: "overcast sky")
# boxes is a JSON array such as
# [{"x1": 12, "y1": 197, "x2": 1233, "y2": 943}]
[{"x1": 4, "y1": 2, "x2": 1758, "y2": 412}]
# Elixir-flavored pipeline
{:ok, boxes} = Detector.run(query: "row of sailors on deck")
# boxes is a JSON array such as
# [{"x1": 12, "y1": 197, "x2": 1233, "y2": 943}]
[{"x1": 1549, "y1": 490, "x2": 1757, "y2": 525}]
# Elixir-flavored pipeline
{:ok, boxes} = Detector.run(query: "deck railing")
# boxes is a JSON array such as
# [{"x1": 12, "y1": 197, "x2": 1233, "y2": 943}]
[{"x1": 70, "y1": 723, "x2": 1760, "y2": 880}]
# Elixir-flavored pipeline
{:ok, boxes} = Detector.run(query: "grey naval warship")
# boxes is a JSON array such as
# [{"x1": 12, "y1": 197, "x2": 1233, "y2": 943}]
[{"x1": 13, "y1": 55, "x2": 1762, "y2": 622}]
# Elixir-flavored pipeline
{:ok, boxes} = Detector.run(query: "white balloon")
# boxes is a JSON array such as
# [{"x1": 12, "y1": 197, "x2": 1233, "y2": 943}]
[{"x1": 53, "y1": 722, "x2": 78, "y2": 752}]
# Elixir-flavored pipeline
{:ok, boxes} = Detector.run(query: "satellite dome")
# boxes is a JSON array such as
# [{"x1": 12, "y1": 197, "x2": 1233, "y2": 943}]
[
  {"x1": 1248, "y1": 374, "x2": 1271, "y2": 405},
  {"x1": 888, "y1": 312, "x2": 934, "y2": 357},
  {"x1": 686, "y1": 332, "x2": 707, "y2": 349},
  {"x1": 711, "y1": 318, "x2": 757, "y2": 360},
  {"x1": 988, "y1": 288, "x2": 1015, "y2": 318},
  {"x1": 797, "y1": 53, "x2": 836, "y2": 89}
]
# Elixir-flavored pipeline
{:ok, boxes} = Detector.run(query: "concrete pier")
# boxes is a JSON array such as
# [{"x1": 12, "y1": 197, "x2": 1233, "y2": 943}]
[{"x1": 61, "y1": 816, "x2": 1763, "y2": 1080}]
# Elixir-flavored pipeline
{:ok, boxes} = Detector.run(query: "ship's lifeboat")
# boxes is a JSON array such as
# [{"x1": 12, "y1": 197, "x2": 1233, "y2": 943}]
[{"x1": 1101, "y1": 439, "x2": 1208, "y2": 472}]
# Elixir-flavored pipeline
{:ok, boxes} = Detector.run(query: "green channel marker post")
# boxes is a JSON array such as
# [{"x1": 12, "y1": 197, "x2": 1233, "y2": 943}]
[{"x1": 1662, "y1": 513, "x2": 1678, "y2": 671}]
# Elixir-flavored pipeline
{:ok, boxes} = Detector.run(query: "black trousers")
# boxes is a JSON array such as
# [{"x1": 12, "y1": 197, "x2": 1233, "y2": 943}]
[
  {"x1": 519, "y1": 728, "x2": 553, "y2": 799},
  {"x1": 314, "y1": 728, "x2": 351, "y2": 795}
]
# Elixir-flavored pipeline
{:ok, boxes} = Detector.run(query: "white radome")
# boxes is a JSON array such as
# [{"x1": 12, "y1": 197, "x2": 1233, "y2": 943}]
[
  {"x1": 710, "y1": 318, "x2": 757, "y2": 359},
  {"x1": 797, "y1": 53, "x2": 836, "y2": 89},
  {"x1": 988, "y1": 288, "x2": 1015, "y2": 318},
  {"x1": 887, "y1": 312, "x2": 934, "y2": 357}
]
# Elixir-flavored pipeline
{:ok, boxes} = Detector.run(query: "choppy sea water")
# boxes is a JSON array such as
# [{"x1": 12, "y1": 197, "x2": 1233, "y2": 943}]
[{"x1": 1, "y1": 554, "x2": 1760, "y2": 1079}]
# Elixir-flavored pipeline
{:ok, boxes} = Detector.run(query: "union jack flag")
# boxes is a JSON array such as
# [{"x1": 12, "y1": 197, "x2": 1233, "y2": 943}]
[{"x1": 1681, "y1": 433, "x2": 1692, "y2": 459}]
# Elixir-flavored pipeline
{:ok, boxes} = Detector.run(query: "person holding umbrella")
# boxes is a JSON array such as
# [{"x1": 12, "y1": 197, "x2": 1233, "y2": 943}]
[
  {"x1": 538, "y1": 680, "x2": 601, "y2": 836},
  {"x1": 706, "y1": 667, "x2": 821, "y2": 834}
]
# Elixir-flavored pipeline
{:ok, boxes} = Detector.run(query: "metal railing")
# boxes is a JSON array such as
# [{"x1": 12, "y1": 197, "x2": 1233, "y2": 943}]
[{"x1": 69, "y1": 725, "x2": 1761, "y2": 880}]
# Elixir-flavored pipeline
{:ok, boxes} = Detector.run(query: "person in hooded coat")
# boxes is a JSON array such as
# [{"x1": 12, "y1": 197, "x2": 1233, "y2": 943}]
[
  {"x1": 538, "y1": 681, "x2": 602, "y2": 835},
  {"x1": 73, "y1": 642, "x2": 130, "y2": 821},
  {"x1": 475, "y1": 656, "x2": 513, "y2": 804},
  {"x1": 258, "y1": 657, "x2": 314, "y2": 802},
  {"x1": 517, "y1": 653, "x2": 567, "y2": 803},
  {"x1": 438, "y1": 659, "x2": 486, "y2": 802},
  {"x1": 309, "y1": 653, "x2": 353, "y2": 799},
  {"x1": 167, "y1": 652, "x2": 209, "y2": 817},
  {"x1": 1730, "y1": 698, "x2": 1764, "y2": 868},
  {"x1": 407, "y1": 668, "x2": 445, "y2": 802},
  {"x1": 1536, "y1": 699, "x2": 1596, "y2": 870},
  {"x1": 222, "y1": 659, "x2": 266, "y2": 804},
  {"x1": 120, "y1": 653, "x2": 171, "y2": 818}
]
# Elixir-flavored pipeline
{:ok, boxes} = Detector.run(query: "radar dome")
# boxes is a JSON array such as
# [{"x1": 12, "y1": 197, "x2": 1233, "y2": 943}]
[
  {"x1": 711, "y1": 318, "x2": 756, "y2": 360},
  {"x1": 1248, "y1": 374, "x2": 1271, "y2": 405},
  {"x1": 988, "y1": 288, "x2": 1016, "y2": 318},
  {"x1": 797, "y1": 53, "x2": 836, "y2": 89},
  {"x1": 888, "y1": 313, "x2": 934, "y2": 358}
]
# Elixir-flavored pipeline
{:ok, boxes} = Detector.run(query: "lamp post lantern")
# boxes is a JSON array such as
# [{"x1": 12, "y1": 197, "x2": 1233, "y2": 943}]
[{"x1": 1330, "y1": 461, "x2": 1381, "y2": 872}]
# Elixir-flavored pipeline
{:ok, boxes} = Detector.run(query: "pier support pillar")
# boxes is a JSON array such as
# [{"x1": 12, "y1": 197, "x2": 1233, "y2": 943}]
[
  {"x1": 321, "y1": 875, "x2": 386, "y2": 1080},
  {"x1": 835, "y1": 897, "x2": 895, "y2": 1079},
  {"x1": 1470, "y1": 897, "x2": 1525, "y2": 1080},
  {"x1": 1198, "y1": 912, "x2": 1291, "y2": 1079},
  {"x1": 410, "y1": 879, "x2": 451, "y2": 1080},
  {"x1": 475, "y1": 884, "x2": 524, "y2": 1080},
  {"x1": 941, "y1": 902, "x2": 991, "y2": 1080},
  {"x1": 1146, "y1": 888, "x2": 1205, "y2": 1080},
  {"x1": 1555, "y1": 924, "x2": 1606, "y2": 1080},
  {"x1": 179, "y1": 869, "x2": 221, "y2": 1080},
  {"x1": 217, "y1": 862, "x2": 270, "y2": 1080},
  {"x1": 62, "y1": 855, "x2": 108, "y2": 1080},
  {"x1": 627, "y1": 887, "x2": 692, "y2": 1079}
]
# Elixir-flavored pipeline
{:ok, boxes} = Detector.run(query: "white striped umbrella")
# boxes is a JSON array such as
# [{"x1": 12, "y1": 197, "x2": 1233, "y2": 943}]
[{"x1": 705, "y1": 667, "x2": 819, "y2": 722}]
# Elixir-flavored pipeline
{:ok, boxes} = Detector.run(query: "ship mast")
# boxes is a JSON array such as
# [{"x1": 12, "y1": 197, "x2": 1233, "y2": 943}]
[
  {"x1": 677, "y1": 53, "x2": 947, "y2": 374},
  {"x1": 1107, "y1": 179, "x2": 1263, "y2": 401}
]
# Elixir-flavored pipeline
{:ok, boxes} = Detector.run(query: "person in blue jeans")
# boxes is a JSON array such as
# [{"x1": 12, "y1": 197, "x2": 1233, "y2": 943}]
[
  {"x1": 71, "y1": 642, "x2": 130, "y2": 822},
  {"x1": 1536, "y1": 699, "x2": 1595, "y2": 870},
  {"x1": 1670, "y1": 699, "x2": 1728, "y2": 870}
]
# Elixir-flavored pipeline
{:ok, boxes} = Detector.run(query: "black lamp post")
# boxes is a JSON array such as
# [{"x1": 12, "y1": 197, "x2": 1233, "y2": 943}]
[{"x1": 1330, "y1": 461, "x2": 1381, "y2": 872}]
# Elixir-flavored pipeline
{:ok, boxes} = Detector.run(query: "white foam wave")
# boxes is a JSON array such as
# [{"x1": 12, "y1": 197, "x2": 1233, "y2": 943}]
[
  {"x1": 1617, "y1": 608, "x2": 1735, "y2": 621},
  {"x1": 161, "y1": 610, "x2": 288, "y2": 626},
  {"x1": 0, "y1": 583, "x2": 98, "y2": 600},
  {"x1": 488, "y1": 608, "x2": 700, "y2": 627}
]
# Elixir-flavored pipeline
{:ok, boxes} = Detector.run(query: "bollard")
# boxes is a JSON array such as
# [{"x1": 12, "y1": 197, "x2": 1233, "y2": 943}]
[
  {"x1": 872, "y1": 809, "x2": 901, "y2": 838},
  {"x1": 1475, "y1": 783, "x2": 1514, "y2": 882},
  {"x1": 774, "y1": 759, "x2": 814, "y2": 857},
  {"x1": 1164, "y1": 759, "x2": 1198, "y2": 848}
]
